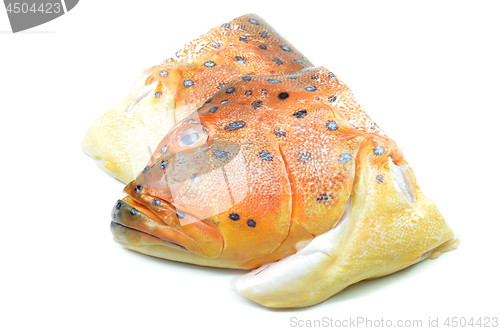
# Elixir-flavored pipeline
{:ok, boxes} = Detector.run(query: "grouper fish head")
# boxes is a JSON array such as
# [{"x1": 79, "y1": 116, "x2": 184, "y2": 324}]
[
  {"x1": 110, "y1": 89, "x2": 298, "y2": 269},
  {"x1": 109, "y1": 68, "x2": 459, "y2": 308},
  {"x1": 109, "y1": 66, "x2": 421, "y2": 271},
  {"x1": 110, "y1": 110, "x2": 298, "y2": 269}
]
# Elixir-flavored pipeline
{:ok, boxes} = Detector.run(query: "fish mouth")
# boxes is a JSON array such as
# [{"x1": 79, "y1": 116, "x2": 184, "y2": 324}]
[
  {"x1": 110, "y1": 198, "x2": 189, "y2": 252},
  {"x1": 110, "y1": 195, "x2": 224, "y2": 258},
  {"x1": 111, "y1": 222, "x2": 189, "y2": 251}
]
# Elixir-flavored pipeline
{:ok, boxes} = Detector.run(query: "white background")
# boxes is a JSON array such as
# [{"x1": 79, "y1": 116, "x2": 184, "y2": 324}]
[{"x1": 1, "y1": 1, "x2": 499, "y2": 330}]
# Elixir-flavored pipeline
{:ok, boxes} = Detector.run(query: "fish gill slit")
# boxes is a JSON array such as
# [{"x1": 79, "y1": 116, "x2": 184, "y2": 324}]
[
  {"x1": 277, "y1": 144, "x2": 295, "y2": 235},
  {"x1": 221, "y1": 166, "x2": 235, "y2": 207},
  {"x1": 338, "y1": 137, "x2": 368, "y2": 245}
]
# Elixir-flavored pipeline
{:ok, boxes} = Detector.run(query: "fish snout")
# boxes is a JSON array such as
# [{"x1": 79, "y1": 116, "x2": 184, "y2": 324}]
[
  {"x1": 110, "y1": 197, "x2": 224, "y2": 259},
  {"x1": 110, "y1": 199, "x2": 186, "y2": 250}
]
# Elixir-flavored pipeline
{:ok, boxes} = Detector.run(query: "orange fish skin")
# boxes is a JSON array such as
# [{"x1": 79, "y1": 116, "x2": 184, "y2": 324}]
[
  {"x1": 110, "y1": 66, "x2": 445, "y2": 271},
  {"x1": 82, "y1": 14, "x2": 314, "y2": 183}
]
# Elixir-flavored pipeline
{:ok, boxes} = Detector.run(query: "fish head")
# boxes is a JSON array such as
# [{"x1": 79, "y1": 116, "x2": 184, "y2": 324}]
[
  {"x1": 111, "y1": 97, "x2": 293, "y2": 268},
  {"x1": 109, "y1": 66, "x2": 386, "y2": 269},
  {"x1": 109, "y1": 64, "x2": 394, "y2": 272}
]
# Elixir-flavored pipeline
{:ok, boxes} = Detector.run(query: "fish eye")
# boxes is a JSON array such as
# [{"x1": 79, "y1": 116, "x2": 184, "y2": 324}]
[
  {"x1": 172, "y1": 122, "x2": 208, "y2": 150},
  {"x1": 180, "y1": 132, "x2": 200, "y2": 145}
]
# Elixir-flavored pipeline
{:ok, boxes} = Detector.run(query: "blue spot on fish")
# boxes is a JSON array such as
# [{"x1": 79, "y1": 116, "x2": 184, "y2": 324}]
[
  {"x1": 373, "y1": 146, "x2": 386, "y2": 155},
  {"x1": 326, "y1": 121, "x2": 338, "y2": 131},
  {"x1": 225, "y1": 121, "x2": 246, "y2": 131},
  {"x1": 297, "y1": 152, "x2": 312, "y2": 163},
  {"x1": 339, "y1": 154, "x2": 352, "y2": 163},
  {"x1": 213, "y1": 150, "x2": 228, "y2": 158},
  {"x1": 252, "y1": 101, "x2": 263, "y2": 109},
  {"x1": 293, "y1": 109, "x2": 307, "y2": 118},
  {"x1": 235, "y1": 56, "x2": 246, "y2": 63},
  {"x1": 259, "y1": 151, "x2": 273, "y2": 161}
]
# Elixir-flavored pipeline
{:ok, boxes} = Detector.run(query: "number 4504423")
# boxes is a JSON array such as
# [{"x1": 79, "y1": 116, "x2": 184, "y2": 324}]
[
  {"x1": 444, "y1": 317, "x2": 498, "y2": 328},
  {"x1": 6, "y1": 2, "x2": 62, "y2": 14}
]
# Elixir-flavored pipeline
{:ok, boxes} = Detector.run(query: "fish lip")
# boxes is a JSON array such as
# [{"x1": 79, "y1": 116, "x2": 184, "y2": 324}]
[
  {"x1": 111, "y1": 199, "x2": 190, "y2": 252},
  {"x1": 110, "y1": 221, "x2": 188, "y2": 252}
]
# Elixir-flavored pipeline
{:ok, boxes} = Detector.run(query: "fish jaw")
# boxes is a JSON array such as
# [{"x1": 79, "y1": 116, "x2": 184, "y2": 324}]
[{"x1": 111, "y1": 191, "x2": 225, "y2": 261}]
